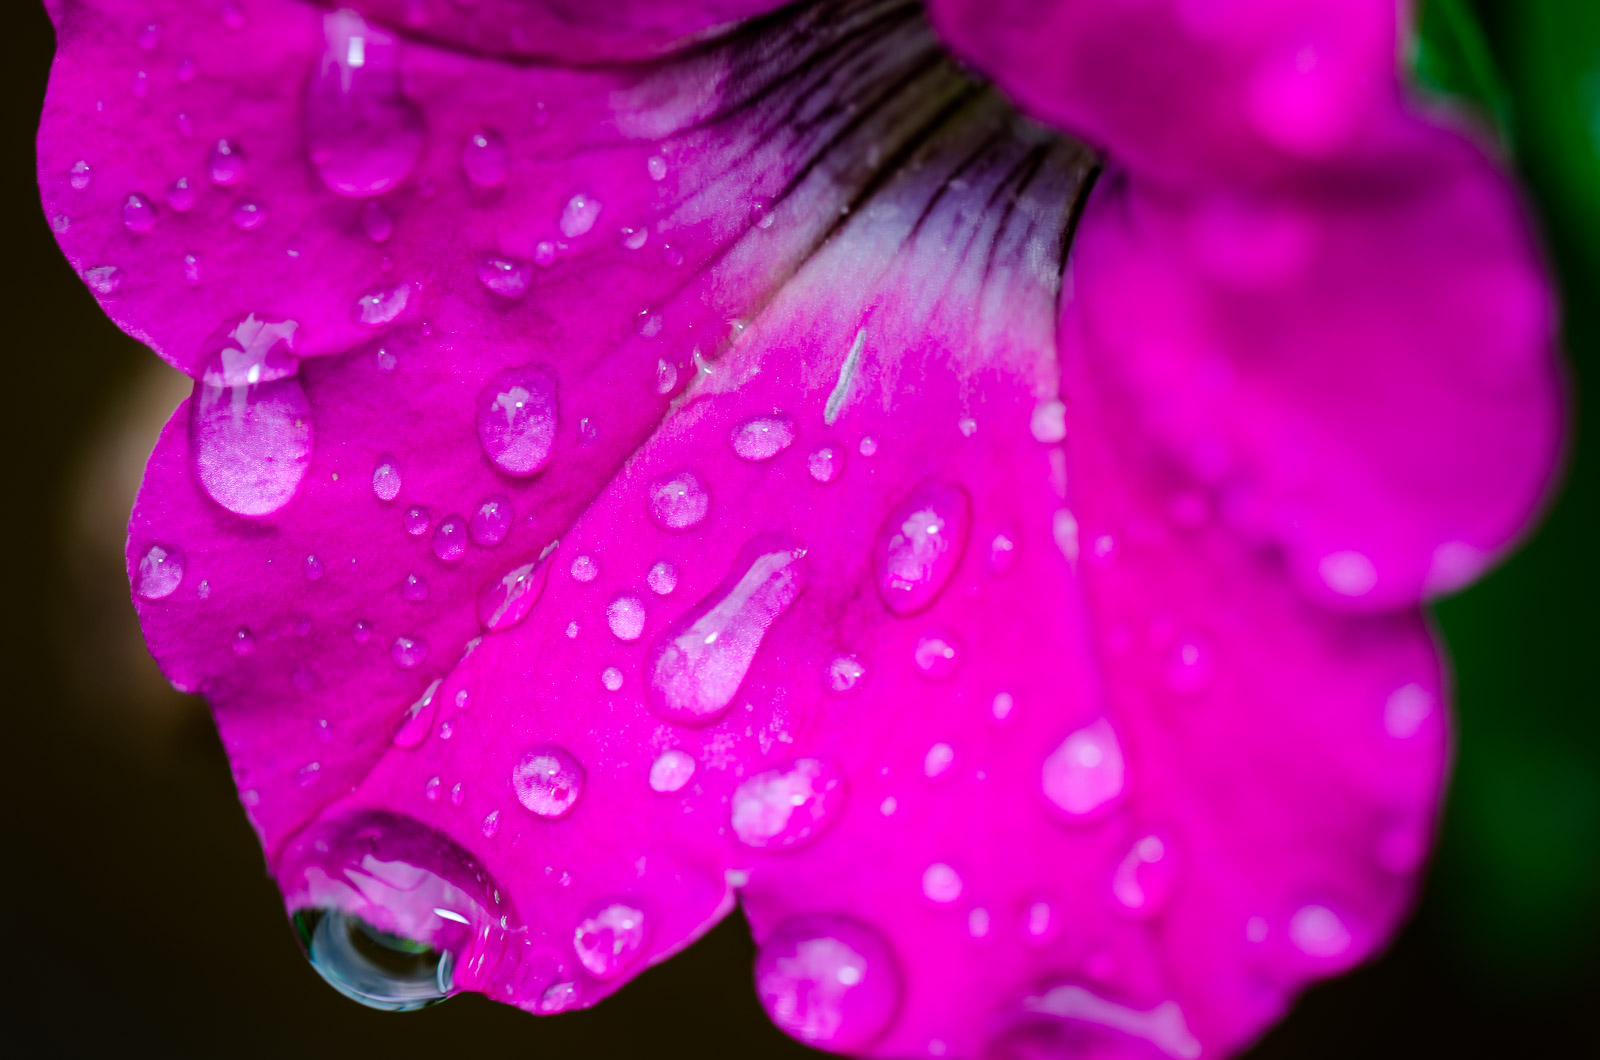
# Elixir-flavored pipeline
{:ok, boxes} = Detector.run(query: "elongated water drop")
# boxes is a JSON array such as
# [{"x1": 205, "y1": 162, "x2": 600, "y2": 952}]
[
  {"x1": 755, "y1": 915, "x2": 900, "y2": 1051},
  {"x1": 874, "y1": 481, "x2": 971, "y2": 616},
  {"x1": 731, "y1": 759, "x2": 846, "y2": 849},
  {"x1": 476, "y1": 364, "x2": 558, "y2": 476},
  {"x1": 304, "y1": 10, "x2": 423, "y2": 197}
]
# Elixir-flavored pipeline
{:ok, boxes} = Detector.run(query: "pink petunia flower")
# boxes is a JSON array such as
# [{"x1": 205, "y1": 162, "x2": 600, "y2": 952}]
[{"x1": 38, "y1": 0, "x2": 1563, "y2": 1056}]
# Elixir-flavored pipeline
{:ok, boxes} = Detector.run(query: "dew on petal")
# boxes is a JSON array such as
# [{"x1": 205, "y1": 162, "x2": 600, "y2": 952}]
[
  {"x1": 923, "y1": 743, "x2": 954, "y2": 779},
  {"x1": 391, "y1": 635, "x2": 426, "y2": 669},
  {"x1": 807, "y1": 446, "x2": 841, "y2": 484},
  {"x1": 731, "y1": 759, "x2": 846, "y2": 849},
  {"x1": 477, "y1": 559, "x2": 550, "y2": 631},
  {"x1": 469, "y1": 497, "x2": 513, "y2": 546},
  {"x1": 183, "y1": 254, "x2": 201, "y2": 286},
  {"x1": 573, "y1": 901, "x2": 644, "y2": 979},
  {"x1": 646, "y1": 560, "x2": 678, "y2": 596},
  {"x1": 828, "y1": 655, "x2": 865, "y2": 694},
  {"x1": 303, "y1": 553, "x2": 324, "y2": 581},
  {"x1": 403, "y1": 506, "x2": 430, "y2": 536},
  {"x1": 606, "y1": 594, "x2": 647, "y2": 642},
  {"x1": 730, "y1": 414, "x2": 797, "y2": 462},
  {"x1": 208, "y1": 138, "x2": 244, "y2": 185},
  {"x1": 654, "y1": 358, "x2": 679, "y2": 396},
  {"x1": 1016, "y1": 984, "x2": 1202, "y2": 1060},
  {"x1": 874, "y1": 481, "x2": 971, "y2": 616},
  {"x1": 648, "y1": 471, "x2": 711, "y2": 532},
  {"x1": 401, "y1": 573, "x2": 429, "y2": 602},
  {"x1": 538, "y1": 981, "x2": 579, "y2": 1014},
  {"x1": 512, "y1": 746, "x2": 585, "y2": 819},
  {"x1": 1111, "y1": 835, "x2": 1178, "y2": 918},
  {"x1": 461, "y1": 129, "x2": 508, "y2": 188},
  {"x1": 559, "y1": 193, "x2": 601, "y2": 238},
  {"x1": 231, "y1": 201, "x2": 265, "y2": 230},
  {"x1": 450, "y1": 782, "x2": 464, "y2": 807},
  {"x1": 354, "y1": 282, "x2": 410, "y2": 327},
  {"x1": 304, "y1": 11, "x2": 424, "y2": 197},
  {"x1": 352, "y1": 620, "x2": 371, "y2": 643},
  {"x1": 1042, "y1": 718, "x2": 1126, "y2": 818},
  {"x1": 476, "y1": 257, "x2": 531, "y2": 298},
  {"x1": 755, "y1": 915, "x2": 900, "y2": 1051},
  {"x1": 424, "y1": 776, "x2": 440, "y2": 801},
  {"x1": 1053, "y1": 509, "x2": 1080, "y2": 567},
  {"x1": 968, "y1": 908, "x2": 991, "y2": 938},
  {"x1": 85, "y1": 266, "x2": 124, "y2": 295},
  {"x1": 189, "y1": 315, "x2": 311, "y2": 517},
  {"x1": 1384, "y1": 683, "x2": 1434, "y2": 739},
  {"x1": 533, "y1": 240, "x2": 556, "y2": 267},
  {"x1": 1289, "y1": 904, "x2": 1352, "y2": 958},
  {"x1": 122, "y1": 193, "x2": 156, "y2": 233},
  {"x1": 480, "y1": 810, "x2": 500, "y2": 839},
  {"x1": 372, "y1": 458, "x2": 402, "y2": 502},
  {"x1": 635, "y1": 308, "x2": 663, "y2": 338},
  {"x1": 134, "y1": 543, "x2": 184, "y2": 600},
  {"x1": 648, "y1": 545, "x2": 806, "y2": 726},
  {"x1": 601, "y1": 666, "x2": 624, "y2": 691},
  {"x1": 432, "y1": 517, "x2": 467, "y2": 562},
  {"x1": 912, "y1": 632, "x2": 959, "y2": 680},
  {"x1": 1030, "y1": 400, "x2": 1067, "y2": 443},
  {"x1": 1319, "y1": 551, "x2": 1377, "y2": 597},
  {"x1": 646, "y1": 155, "x2": 668, "y2": 181},
  {"x1": 166, "y1": 177, "x2": 195, "y2": 212},
  {"x1": 232, "y1": 627, "x2": 255, "y2": 655},
  {"x1": 361, "y1": 199, "x2": 393, "y2": 242},
  {"x1": 69, "y1": 159, "x2": 92, "y2": 191},
  {"x1": 476, "y1": 364, "x2": 558, "y2": 476},
  {"x1": 648, "y1": 749, "x2": 696, "y2": 793},
  {"x1": 620, "y1": 225, "x2": 649, "y2": 250},
  {"x1": 391, "y1": 679, "x2": 442, "y2": 749},
  {"x1": 922, "y1": 863, "x2": 962, "y2": 903},
  {"x1": 858, "y1": 436, "x2": 878, "y2": 457},
  {"x1": 570, "y1": 555, "x2": 599, "y2": 583}
]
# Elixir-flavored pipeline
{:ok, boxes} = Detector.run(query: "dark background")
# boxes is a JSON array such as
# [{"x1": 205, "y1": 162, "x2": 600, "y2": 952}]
[{"x1": 4, "y1": 2, "x2": 1595, "y2": 1056}]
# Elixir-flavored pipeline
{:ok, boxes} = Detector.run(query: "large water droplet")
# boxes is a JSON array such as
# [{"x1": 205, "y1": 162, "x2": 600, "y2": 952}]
[
  {"x1": 372, "y1": 457, "x2": 402, "y2": 501},
  {"x1": 189, "y1": 315, "x2": 312, "y2": 517},
  {"x1": 304, "y1": 11, "x2": 423, "y2": 197},
  {"x1": 559, "y1": 192, "x2": 601, "y2": 238},
  {"x1": 647, "y1": 470, "x2": 710, "y2": 532},
  {"x1": 208, "y1": 138, "x2": 244, "y2": 185},
  {"x1": 476, "y1": 257, "x2": 531, "y2": 298},
  {"x1": 476, "y1": 364, "x2": 558, "y2": 476},
  {"x1": 432, "y1": 517, "x2": 467, "y2": 562},
  {"x1": 755, "y1": 915, "x2": 900, "y2": 1051},
  {"x1": 391, "y1": 635, "x2": 427, "y2": 669},
  {"x1": 606, "y1": 594, "x2": 647, "y2": 642},
  {"x1": 921, "y1": 863, "x2": 962, "y2": 903},
  {"x1": 573, "y1": 901, "x2": 644, "y2": 979},
  {"x1": 354, "y1": 282, "x2": 411, "y2": 327},
  {"x1": 464, "y1": 497, "x2": 510, "y2": 546},
  {"x1": 512, "y1": 745, "x2": 585, "y2": 819},
  {"x1": 874, "y1": 481, "x2": 971, "y2": 616},
  {"x1": 730, "y1": 414, "x2": 797, "y2": 462},
  {"x1": 1111, "y1": 835, "x2": 1177, "y2": 918},
  {"x1": 134, "y1": 543, "x2": 184, "y2": 599},
  {"x1": 732, "y1": 759, "x2": 846, "y2": 849},
  {"x1": 648, "y1": 544, "x2": 806, "y2": 726},
  {"x1": 122, "y1": 193, "x2": 156, "y2": 233},
  {"x1": 1042, "y1": 718, "x2": 1126, "y2": 819},
  {"x1": 570, "y1": 554, "x2": 599, "y2": 583},
  {"x1": 649, "y1": 749, "x2": 696, "y2": 793},
  {"x1": 392, "y1": 679, "x2": 442, "y2": 749},
  {"x1": 923, "y1": 743, "x2": 954, "y2": 778},
  {"x1": 461, "y1": 129, "x2": 507, "y2": 188}
]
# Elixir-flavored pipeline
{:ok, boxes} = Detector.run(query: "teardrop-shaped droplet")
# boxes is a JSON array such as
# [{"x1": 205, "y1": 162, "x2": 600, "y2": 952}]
[
  {"x1": 573, "y1": 900, "x2": 644, "y2": 979},
  {"x1": 461, "y1": 129, "x2": 507, "y2": 188},
  {"x1": 189, "y1": 315, "x2": 311, "y2": 517},
  {"x1": 401, "y1": 572, "x2": 429, "y2": 602},
  {"x1": 469, "y1": 496, "x2": 512, "y2": 546},
  {"x1": 512, "y1": 745, "x2": 585, "y2": 819},
  {"x1": 231, "y1": 201, "x2": 265, "y2": 230},
  {"x1": 874, "y1": 480, "x2": 971, "y2": 616},
  {"x1": 392, "y1": 678, "x2": 442, "y2": 748},
  {"x1": 476, "y1": 364, "x2": 558, "y2": 476},
  {"x1": 730, "y1": 414, "x2": 797, "y2": 462},
  {"x1": 1042, "y1": 718, "x2": 1126, "y2": 819},
  {"x1": 731, "y1": 758, "x2": 846, "y2": 849},
  {"x1": 647, "y1": 470, "x2": 710, "y2": 532},
  {"x1": 165, "y1": 177, "x2": 195, "y2": 212},
  {"x1": 432, "y1": 516, "x2": 467, "y2": 562},
  {"x1": 755, "y1": 915, "x2": 901, "y2": 1051},
  {"x1": 648, "y1": 749, "x2": 696, "y2": 793},
  {"x1": 208, "y1": 138, "x2": 244, "y2": 185},
  {"x1": 559, "y1": 192, "x2": 601, "y2": 238},
  {"x1": 477, "y1": 558, "x2": 550, "y2": 631},
  {"x1": 648, "y1": 544, "x2": 806, "y2": 726},
  {"x1": 304, "y1": 11, "x2": 423, "y2": 197},
  {"x1": 122, "y1": 193, "x2": 156, "y2": 233},
  {"x1": 391, "y1": 635, "x2": 427, "y2": 669},
  {"x1": 134, "y1": 543, "x2": 184, "y2": 599}
]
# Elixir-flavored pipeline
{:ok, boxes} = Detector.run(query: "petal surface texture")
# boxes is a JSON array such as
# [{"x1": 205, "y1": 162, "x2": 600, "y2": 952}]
[{"x1": 39, "y1": 0, "x2": 1559, "y2": 1056}]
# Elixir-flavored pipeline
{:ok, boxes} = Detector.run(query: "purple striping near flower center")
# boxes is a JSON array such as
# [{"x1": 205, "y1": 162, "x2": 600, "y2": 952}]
[{"x1": 37, "y1": 0, "x2": 1562, "y2": 1056}]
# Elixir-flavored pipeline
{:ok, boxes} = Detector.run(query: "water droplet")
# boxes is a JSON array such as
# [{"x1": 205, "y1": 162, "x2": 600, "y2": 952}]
[
  {"x1": 755, "y1": 915, "x2": 900, "y2": 1051},
  {"x1": 559, "y1": 193, "x2": 601, "y2": 238},
  {"x1": 649, "y1": 749, "x2": 696, "y2": 793},
  {"x1": 372, "y1": 458, "x2": 402, "y2": 501},
  {"x1": 647, "y1": 155, "x2": 668, "y2": 181},
  {"x1": 403, "y1": 506, "x2": 430, "y2": 536},
  {"x1": 69, "y1": 159, "x2": 92, "y2": 191},
  {"x1": 646, "y1": 560, "x2": 678, "y2": 596},
  {"x1": 620, "y1": 225, "x2": 649, "y2": 251},
  {"x1": 858, "y1": 437, "x2": 878, "y2": 457},
  {"x1": 189, "y1": 315, "x2": 311, "y2": 516},
  {"x1": 1166, "y1": 639, "x2": 1213, "y2": 696},
  {"x1": 163, "y1": 176, "x2": 195, "y2": 213},
  {"x1": 533, "y1": 240, "x2": 556, "y2": 267},
  {"x1": 634, "y1": 307, "x2": 664, "y2": 338},
  {"x1": 392, "y1": 679, "x2": 442, "y2": 748},
  {"x1": 432, "y1": 517, "x2": 467, "y2": 562},
  {"x1": 131, "y1": 69, "x2": 150, "y2": 98},
  {"x1": 514, "y1": 747, "x2": 585, "y2": 816},
  {"x1": 449, "y1": 782, "x2": 464, "y2": 807},
  {"x1": 476, "y1": 256, "x2": 531, "y2": 298},
  {"x1": 229, "y1": 627, "x2": 255, "y2": 655},
  {"x1": 391, "y1": 635, "x2": 427, "y2": 669},
  {"x1": 1384, "y1": 683, "x2": 1434, "y2": 739},
  {"x1": 1030, "y1": 400, "x2": 1067, "y2": 443},
  {"x1": 967, "y1": 908, "x2": 991, "y2": 938},
  {"x1": 1042, "y1": 718, "x2": 1126, "y2": 818},
  {"x1": 174, "y1": 111, "x2": 194, "y2": 137},
  {"x1": 1111, "y1": 835, "x2": 1177, "y2": 918},
  {"x1": 375, "y1": 346, "x2": 398, "y2": 372},
  {"x1": 568, "y1": 554, "x2": 598, "y2": 583},
  {"x1": 912, "y1": 632, "x2": 959, "y2": 680},
  {"x1": 303, "y1": 553, "x2": 324, "y2": 581},
  {"x1": 732, "y1": 759, "x2": 846, "y2": 849},
  {"x1": 828, "y1": 655, "x2": 864, "y2": 693},
  {"x1": 354, "y1": 282, "x2": 410, "y2": 327},
  {"x1": 538, "y1": 981, "x2": 579, "y2": 1013},
  {"x1": 1053, "y1": 509, "x2": 1079, "y2": 567},
  {"x1": 358, "y1": 200, "x2": 394, "y2": 244},
  {"x1": 122, "y1": 193, "x2": 156, "y2": 233},
  {"x1": 424, "y1": 776, "x2": 440, "y2": 801},
  {"x1": 402, "y1": 573, "x2": 429, "y2": 602},
  {"x1": 1319, "y1": 551, "x2": 1376, "y2": 597},
  {"x1": 990, "y1": 692, "x2": 1015, "y2": 722},
  {"x1": 606, "y1": 594, "x2": 647, "y2": 642},
  {"x1": 479, "y1": 809, "x2": 500, "y2": 839},
  {"x1": 923, "y1": 743, "x2": 954, "y2": 778},
  {"x1": 352, "y1": 620, "x2": 371, "y2": 643},
  {"x1": 85, "y1": 266, "x2": 124, "y2": 295},
  {"x1": 648, "y1": 544, "x2": 806, "y2": 726},
  {"x1": 231, "y1": 201, "x2": 265, "y2": 230},
  {"x1": 304, "y1": 11, "x2": 423, "y2": 196},
  {"x1": 647, "y1": 470, "x2": 710, "y2": 532},
  {"x1": 207, "y1": 139, "x2": 244, "y2": 185},
  {"x1": 461, "y1": 129, "x2": 507, "y2": 188},
  {"x1": 660, "y1": 242, "x2": 684, "y2": 267},
  {"x1": 730, "y1": 414, "x2": 797, "y2": 462},
  {"x1": 653, "y1": 358, "x2": 679, "y2": 396},
  {"x1": 573, "y1": 901, "x2": 644, "y2": 979},
  {"x1": 749, "y1": 197, "x2": 775, "y2": 228},
  {"x1": 454, "y1": 689, "x2": 469, "y2": 710},
  {"x1": 176, "y1": 56, "x2": 196, "y2": 82},
  {"x1": 468, "y1": 497, "x2": 512, "y2": 547},
  {"x1": 182, "y1": 254, "x2": 201, "y2": 286},
  {"x1": 879, "y1": 796, "x2": 897, "y2": 816},
  {"x1": 476, "y1": 364, "x2": 558, "y2": 475},
  {"x1": 134, "y1": 543, "x2": 184, "y2": 599},
  {"x1": 1289, "y1": 904, "x2": 1351, "y2": 958},
  {"x1": 922, "y1": 863, "x2": 962, "y2": 903},
  {"x1": 137, "y1": 21, "x2": 161, "y2": 49},
  {"x1": 874, "y1": 481, "x2": 971, "y2": 616}
]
